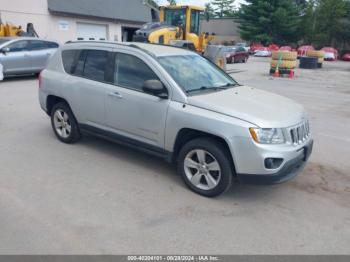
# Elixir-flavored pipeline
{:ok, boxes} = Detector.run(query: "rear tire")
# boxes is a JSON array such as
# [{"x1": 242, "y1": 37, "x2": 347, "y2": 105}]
[
  {"x1": 177, "y1": 138, "x2": 233, "y2": 197},
  {"x1": 51, "y1": 102, "x2": 81, "y2": 144}
]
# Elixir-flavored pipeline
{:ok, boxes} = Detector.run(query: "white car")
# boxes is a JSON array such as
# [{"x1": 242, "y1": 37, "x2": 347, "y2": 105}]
[{"x1": 254, "y1": 49, "x2": 272, "y2": 57}]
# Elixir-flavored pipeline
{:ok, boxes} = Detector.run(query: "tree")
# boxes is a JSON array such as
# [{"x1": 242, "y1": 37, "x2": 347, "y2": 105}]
[
  {"x1": 299, "y1": 0, "x2": 349, "y2": 48},
  {"x1": 314, "y1": 0, "x2": 348, "y2": 46},
  {"x1": 238, "y1": 0, "x2": 301, "y2": 45},
  {"x1": 167, "y1": 0, "x2": 176, "y2": 6},
  {"x1": 204, "y1": 3, "x2": 216, "y2": 20},
  {"x1": 211, "y1": 0, "x2": 235, "y2": 18}
]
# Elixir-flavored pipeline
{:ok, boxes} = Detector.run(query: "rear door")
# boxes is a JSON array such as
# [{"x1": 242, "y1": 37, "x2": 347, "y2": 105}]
[
  {"x1": 64, "y1": 48, "x2": 113, "y2": 127},
  {"x1": 29, "y1": 40, "x2": 55, "y2": 71},
  {"x1": 0, "y1": 40, "x2": 31, "y2": 74}
]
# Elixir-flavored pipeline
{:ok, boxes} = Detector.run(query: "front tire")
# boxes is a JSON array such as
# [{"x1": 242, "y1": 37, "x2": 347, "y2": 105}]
[
  {"x1": 177, "y1": 138, "x2": 233, "y2": 197},
  {"x1": 51, "y1": 102, "x2": 81, "y2": 144}
]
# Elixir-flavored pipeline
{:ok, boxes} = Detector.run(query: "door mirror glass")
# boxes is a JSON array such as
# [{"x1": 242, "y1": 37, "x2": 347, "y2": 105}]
[{"x1": 143, "y1": 80, "x2": 167, "y2": 98}]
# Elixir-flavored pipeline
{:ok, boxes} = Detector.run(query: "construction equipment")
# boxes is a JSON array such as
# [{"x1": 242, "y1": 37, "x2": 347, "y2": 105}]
[
  {"x1": 134, "y1": 5, "x2": 226, "y2": 69},
  {"x1": 134, "y1": 5, "x2": 213, "y2": 53},
  {"x1": 0, "y1": 14, "x2": 38, "y2": 37}
]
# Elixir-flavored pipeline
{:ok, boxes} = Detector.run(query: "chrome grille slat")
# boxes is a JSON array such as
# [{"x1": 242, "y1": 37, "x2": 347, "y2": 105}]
[{"x1": 289, "y1": 120, "x2": 310, "y2": 145}]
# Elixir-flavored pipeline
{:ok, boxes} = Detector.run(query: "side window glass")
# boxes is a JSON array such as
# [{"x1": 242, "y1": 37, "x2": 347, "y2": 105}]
[
  {"x1": 6, "y1": 41, "x2": 28, "y2": 52},
  {"x1": 29, "y1": 40, "x2": 47, "y2": 51},
  {"x1": 62, "y1": 50, "x2": 80, "y2": 74},
  {"x1": 115, "y1": 53, "x2": 159, "y2": 91},
  {"x1": 190, "y1": 11, "x2": 200, "y2": 35},
  {"x1": 46, "y1": 42, "x2": 59, "y2": 49},
  {"x1": 83, "y1": 50, "x2": 108, "y2": 81},
  {"x1": 71, "y1": 50, "x2": 86, "y2": 76}
]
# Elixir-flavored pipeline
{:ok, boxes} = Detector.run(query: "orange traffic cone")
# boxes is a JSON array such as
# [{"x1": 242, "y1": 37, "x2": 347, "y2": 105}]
[
  {"x1": 274, "y1": 68, "x2": 280, "y2": 77},
  {"x1": 289, "y1": 69, "x2": 294, "y2": 79}
]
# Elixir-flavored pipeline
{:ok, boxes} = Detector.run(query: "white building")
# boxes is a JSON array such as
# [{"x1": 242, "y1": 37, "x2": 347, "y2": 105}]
[{"x1": 0, "y1": 0, "x2": 157, "y2": 43}]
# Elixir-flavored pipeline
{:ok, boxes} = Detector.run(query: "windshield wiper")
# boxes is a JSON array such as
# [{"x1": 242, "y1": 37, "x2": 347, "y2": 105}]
[{"x1": 187, "y1": 83, "x2": 236, "y2": 94}]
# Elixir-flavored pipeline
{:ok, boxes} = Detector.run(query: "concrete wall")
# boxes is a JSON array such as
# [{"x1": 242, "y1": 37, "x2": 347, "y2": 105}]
[{"x1": 0, "y1": 0, "x2": 141, "y2": 43}]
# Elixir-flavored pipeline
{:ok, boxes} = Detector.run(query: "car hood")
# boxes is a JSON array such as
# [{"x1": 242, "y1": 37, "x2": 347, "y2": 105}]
[{"x1": 186, "y1": 86, "x2": 306, "y2": 127}]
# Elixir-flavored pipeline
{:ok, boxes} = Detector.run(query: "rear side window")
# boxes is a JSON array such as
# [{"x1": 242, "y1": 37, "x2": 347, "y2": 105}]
[
  {"x1": 83, "y1": 50, "x2": 109, "y2": 82},
  {"x1": 29, "y1": 40, "x2": 47, "y2": 51},
  {"x1": 46, "y1": 42, "x2": 59, "y2": 49},
  {"x1": 115, "y1": 53, "x2": 159, "y2": 91}
]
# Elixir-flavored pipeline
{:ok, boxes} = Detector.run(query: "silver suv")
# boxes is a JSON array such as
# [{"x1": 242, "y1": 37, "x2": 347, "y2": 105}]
[
  {"x1": 0, "y1": 37, "x2": 59, "y2": 78},
  {"x1": 39, "y1": 41, "x2": 313, "y2": 197}
]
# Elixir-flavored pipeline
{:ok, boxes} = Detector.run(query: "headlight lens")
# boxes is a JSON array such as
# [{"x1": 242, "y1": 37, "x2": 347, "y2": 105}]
[{"x1": 249, "y1": 128, "x2": 285, "y2": 144}]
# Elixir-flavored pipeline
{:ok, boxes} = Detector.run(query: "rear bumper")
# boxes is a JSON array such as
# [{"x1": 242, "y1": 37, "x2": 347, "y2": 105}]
[{"x1": 237, "y1": 140, "x2": 313, "y2": 185}]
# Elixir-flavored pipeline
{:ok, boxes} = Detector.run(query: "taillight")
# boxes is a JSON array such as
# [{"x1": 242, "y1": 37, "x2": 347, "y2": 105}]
[{"x1": 38, "y1": 71, "x2": 42, "y2": 88}]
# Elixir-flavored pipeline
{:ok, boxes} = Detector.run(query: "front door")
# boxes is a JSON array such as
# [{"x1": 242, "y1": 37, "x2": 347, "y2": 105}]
[
  {"x1": 105, "y1": 52, "x2": 170, "y2": 148},
  {"x1": 0, "y1": 40, "x2": 31, "y2": 74}
]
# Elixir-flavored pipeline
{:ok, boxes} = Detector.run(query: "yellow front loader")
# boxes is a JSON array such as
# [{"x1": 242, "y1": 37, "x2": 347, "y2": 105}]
[
  {"x1": 0, "y1": 23, "x2": 24, "y2": 37},
  {"x1": 0, "y1": 14, "x2": 38, "y2": 37},
  {"x1": 134, "y1": 5, "x2": 214, "y2": 53}
]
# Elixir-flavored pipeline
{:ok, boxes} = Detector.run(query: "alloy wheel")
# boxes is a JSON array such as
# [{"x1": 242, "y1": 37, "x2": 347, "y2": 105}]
[
  {"x1": 184, "y1": 149, "x2": 222, "y2": 191},
  {"x1": 53, "y1": 109, "x2": 71, "y2": 139}
]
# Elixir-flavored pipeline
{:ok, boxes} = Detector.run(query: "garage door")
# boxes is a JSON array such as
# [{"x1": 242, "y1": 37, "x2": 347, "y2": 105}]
[{"x1": 77, "y1": 23, "x2": 107, "y2": 41}]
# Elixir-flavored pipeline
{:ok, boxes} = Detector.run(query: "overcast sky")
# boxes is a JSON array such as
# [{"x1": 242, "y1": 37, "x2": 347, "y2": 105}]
[{"x1": 157, "y1": 0, "x2": 245, "y2": 8}]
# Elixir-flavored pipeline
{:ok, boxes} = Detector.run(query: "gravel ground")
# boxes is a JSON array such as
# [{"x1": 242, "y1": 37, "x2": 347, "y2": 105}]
[{"x1": 0, "y1": 57, "x2": 349, "y2": 255}]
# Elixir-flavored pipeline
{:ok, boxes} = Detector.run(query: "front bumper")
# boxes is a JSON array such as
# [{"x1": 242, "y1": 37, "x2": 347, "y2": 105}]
[{"x1": 236, "y1": 139, "x2": 313, "y2": 185}]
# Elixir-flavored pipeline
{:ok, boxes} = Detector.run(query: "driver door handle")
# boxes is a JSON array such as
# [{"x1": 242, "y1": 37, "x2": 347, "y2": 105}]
[{"x1": 108, "y1": 91, "x2": 123, "y2": 99}]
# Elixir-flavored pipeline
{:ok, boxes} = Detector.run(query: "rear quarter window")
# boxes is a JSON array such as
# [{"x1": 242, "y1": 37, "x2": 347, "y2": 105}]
[{"x1": 62, "y1": 50, "x2": 81, "y2": 74}]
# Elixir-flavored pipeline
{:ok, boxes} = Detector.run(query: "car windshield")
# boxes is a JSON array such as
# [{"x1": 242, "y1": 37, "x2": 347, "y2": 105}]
[{"x1": 158, "y1": 55, "x2": 238, "y2": 94}]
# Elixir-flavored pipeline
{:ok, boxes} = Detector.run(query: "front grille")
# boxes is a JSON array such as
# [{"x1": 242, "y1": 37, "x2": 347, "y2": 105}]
[{"x1": 289, "y1": 120, "x2": 310, "y2": 145}]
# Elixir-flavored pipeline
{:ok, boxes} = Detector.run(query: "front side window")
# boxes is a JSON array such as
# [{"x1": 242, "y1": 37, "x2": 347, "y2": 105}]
[
  {"x1": 190, "y1": 10, "x2": 200, "y2": 35},
  {"x1": 6, "y1": 41, "x2": 29, "y2": 52},
  {"x1": 83, "y1": 50, "x2": 108, "y2": 82},
  {"x1": 158, "y1": 54, "x2": 237, "y2": 94},
  {"x1": 115, "y1": 53, "x2": 159, "y2": 91}
]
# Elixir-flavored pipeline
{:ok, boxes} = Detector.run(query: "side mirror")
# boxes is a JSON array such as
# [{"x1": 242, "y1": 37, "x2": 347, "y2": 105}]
[
  {"x1": 1, "y1": 47, "x2": 10, "y2": 54},
  {"x1": 143, "y1": 79, "x2": 168, "y2": 99}
]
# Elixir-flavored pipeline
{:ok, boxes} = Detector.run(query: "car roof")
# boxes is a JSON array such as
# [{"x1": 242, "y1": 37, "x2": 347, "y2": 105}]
[
  {"x1": 0, "y1": 37, "x2": 59, "y2": 43},
  {"x1": 0, "y1": 37, "x2": 46, "y2": 40},
  {"x1": 64, "y1": 41, "x2": 195, "y2": 57}
]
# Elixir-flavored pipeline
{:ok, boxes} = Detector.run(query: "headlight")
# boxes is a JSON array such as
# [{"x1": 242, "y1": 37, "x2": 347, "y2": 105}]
[{"x1": 249, "y1": 128, "x2": 285, "y2": 144}]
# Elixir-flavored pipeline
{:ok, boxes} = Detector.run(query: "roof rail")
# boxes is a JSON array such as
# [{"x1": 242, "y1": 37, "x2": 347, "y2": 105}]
[{"x1": 63, "y1": 40, "x2": 157, "y2": 57}]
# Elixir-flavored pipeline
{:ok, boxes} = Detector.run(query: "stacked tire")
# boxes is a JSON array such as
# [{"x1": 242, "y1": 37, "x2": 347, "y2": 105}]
[
  {"x1": 306, "y1": 50, "x2": 325, "y2": 68},
  {"x1": 270, "y1": 51, "x2": 298, "y2": 75}
]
